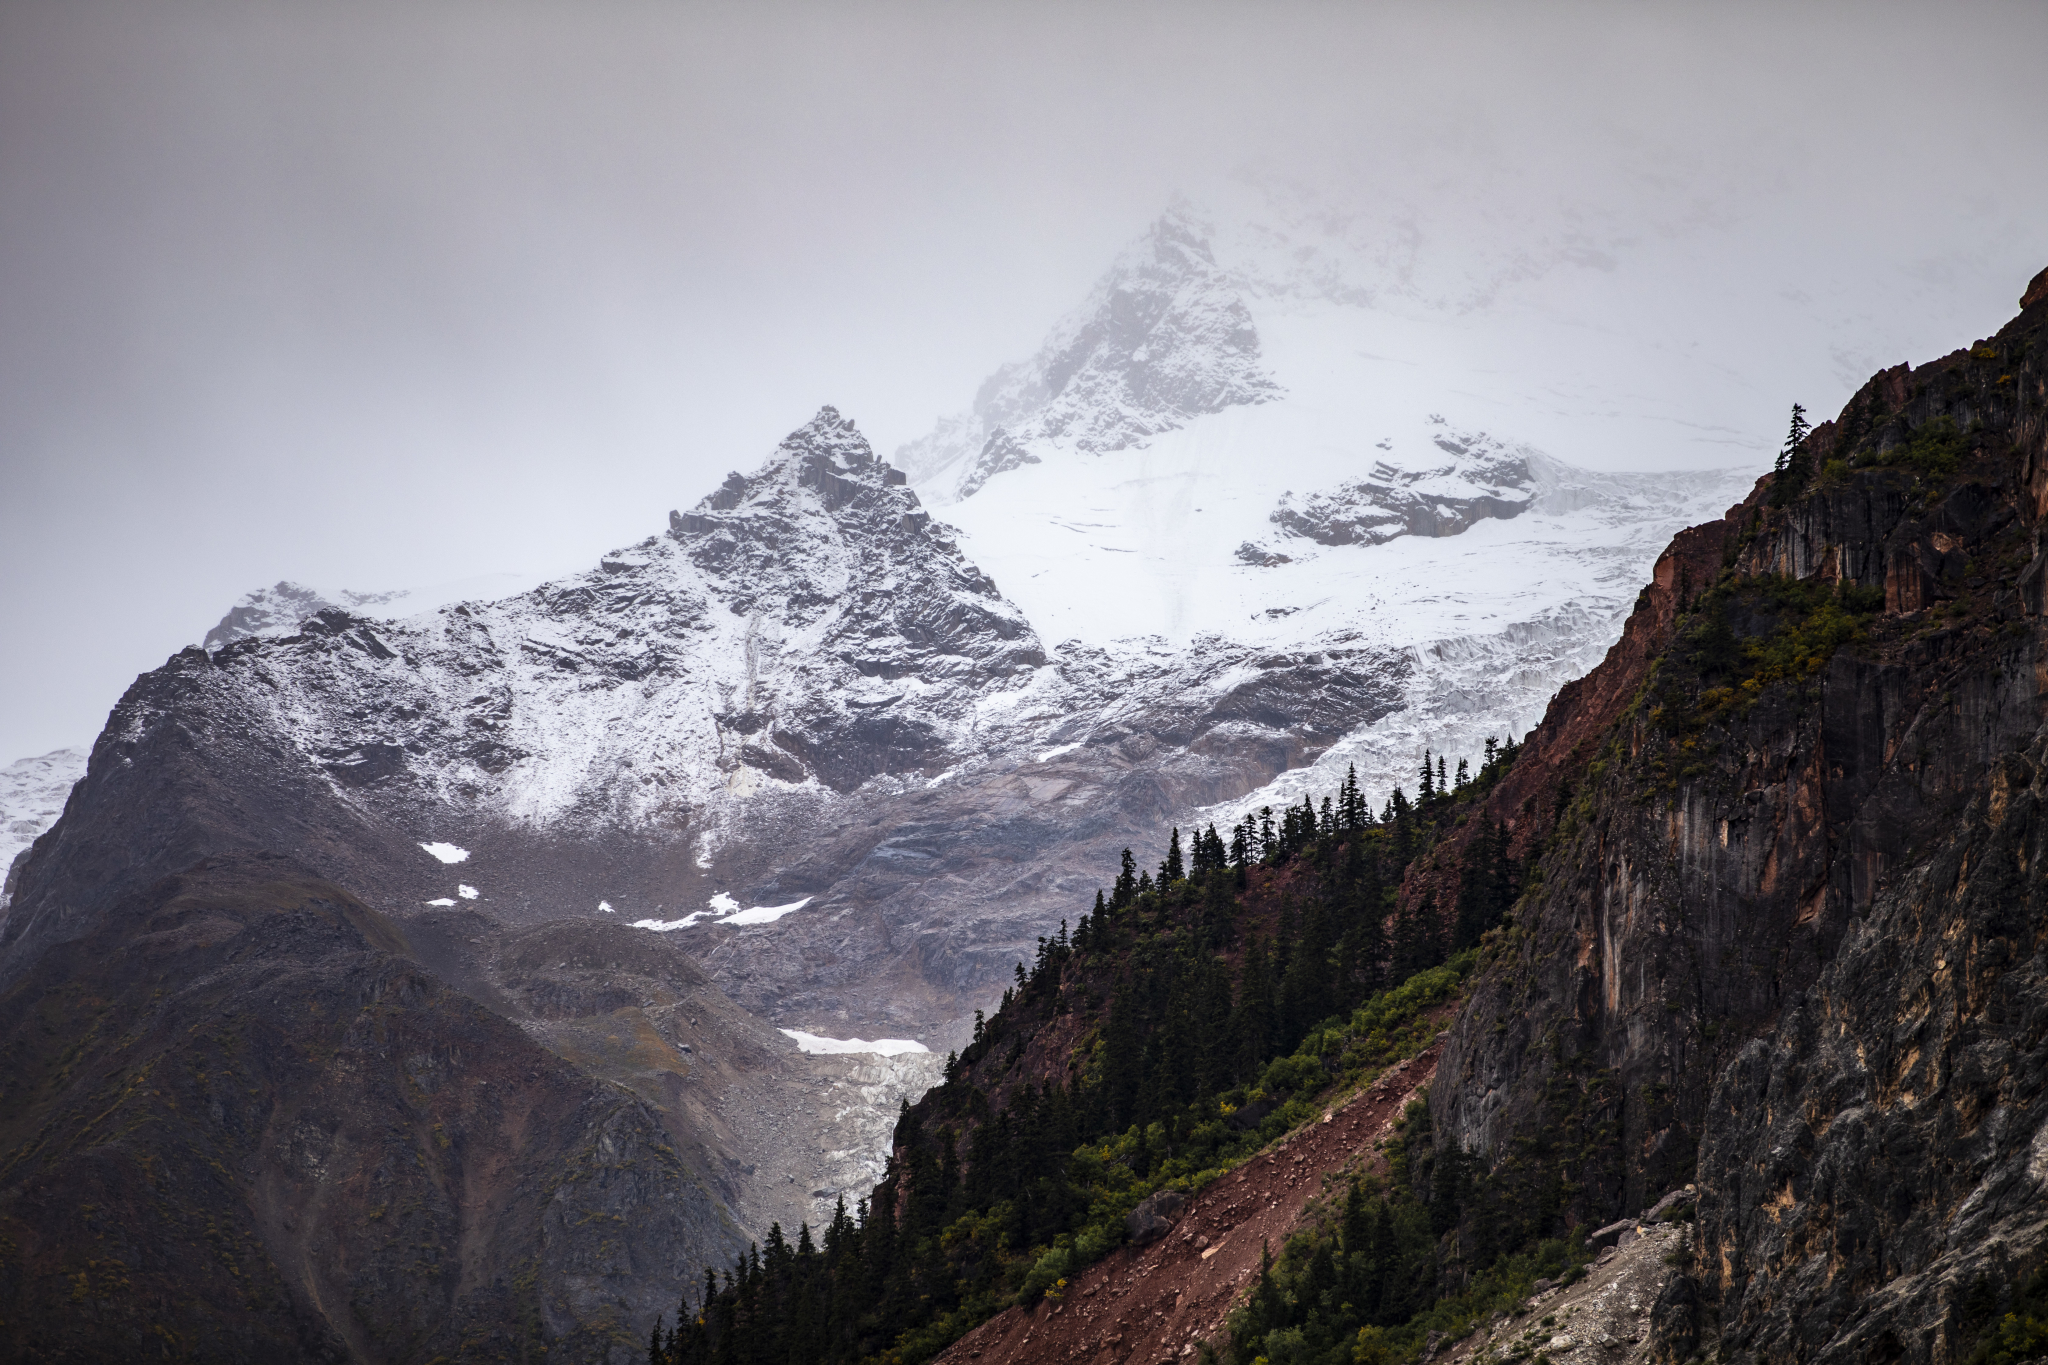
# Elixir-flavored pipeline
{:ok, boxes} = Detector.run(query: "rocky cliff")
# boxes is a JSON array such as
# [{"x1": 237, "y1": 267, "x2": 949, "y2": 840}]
[{"x1": 1425, "y1": 267, "x2": 2048, "y2": 1363}]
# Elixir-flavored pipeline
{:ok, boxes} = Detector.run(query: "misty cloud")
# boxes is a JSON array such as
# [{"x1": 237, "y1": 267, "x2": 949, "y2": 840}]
[{"x1": 1, "y1": 0, "x2": 2043, "y2": 760}]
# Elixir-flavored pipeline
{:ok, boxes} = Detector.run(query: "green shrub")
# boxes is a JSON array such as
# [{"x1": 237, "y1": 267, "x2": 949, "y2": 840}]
[
  {"x1": 1868, "y1": 416, "x2": 1966, "y2": 481},
  {"x1": 1974, "y1": 1313, "x2": 2048, "y2": 1365}
]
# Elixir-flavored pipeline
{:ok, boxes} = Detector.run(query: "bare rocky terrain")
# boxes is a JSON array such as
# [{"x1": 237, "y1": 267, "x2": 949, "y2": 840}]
[
  {"x1": 1441, "y1": 1224, "x2": 1687, "y2": 1365},
  {"x1": 938, "y1": 1040, "x2": 1449, "y2": 1365}
]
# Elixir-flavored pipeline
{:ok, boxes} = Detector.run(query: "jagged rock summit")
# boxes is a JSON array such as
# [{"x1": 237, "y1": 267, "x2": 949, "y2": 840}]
[{"x1": 897, "y1": 205, "x2": 1282, "y2": 501}]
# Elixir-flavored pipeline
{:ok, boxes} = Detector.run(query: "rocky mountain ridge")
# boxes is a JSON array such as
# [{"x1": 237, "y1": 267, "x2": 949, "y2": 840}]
[
  {"x1": 1412, "y1": 266, "x2": 2048, "y2": 1363},
  {"x1": 0, "y1": 399, "x2": 1438, "y2": 1359}
]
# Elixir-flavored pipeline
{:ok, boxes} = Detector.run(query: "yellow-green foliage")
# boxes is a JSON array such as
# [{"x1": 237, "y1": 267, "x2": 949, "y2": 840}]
[
  {"x1": 1655, "y1": 576, "x2": 1884, "y2": 735},
  {"x1": 1866, "y1": 416, "x2": 1967, "y2": 482},
  {"x1": 927, "y1": 955, "x2": 1474, "y2": 1333},
  {"x1": 1973, "y1": 1313, "x2": 2048, "y2": 1365},
  {"x1": 1741, "y1": 591, "x2": 1878, "y2": 686}
]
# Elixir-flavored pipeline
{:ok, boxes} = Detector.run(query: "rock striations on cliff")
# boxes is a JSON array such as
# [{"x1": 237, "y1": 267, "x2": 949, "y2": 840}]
[{"x1": 1415, "y1": 267, "x2": 2048, "y2": 1364}]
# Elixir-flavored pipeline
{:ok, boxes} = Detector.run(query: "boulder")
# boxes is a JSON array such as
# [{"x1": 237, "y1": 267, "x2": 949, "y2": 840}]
[{"x1": 1125, "y1": 1190, "x2": 1187, "y2": 1246}]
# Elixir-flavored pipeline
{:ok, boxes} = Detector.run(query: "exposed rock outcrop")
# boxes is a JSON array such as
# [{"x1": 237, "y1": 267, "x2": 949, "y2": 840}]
[{"x1": 1425, "y1": 270, "x2": 2048, "y2": 1362}]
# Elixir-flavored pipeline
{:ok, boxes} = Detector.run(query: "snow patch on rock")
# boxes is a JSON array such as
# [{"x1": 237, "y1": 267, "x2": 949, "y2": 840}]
[
  {"x1": 780, "y1": 1029, "x2": 930, "y2": 1057},
  {"x1": 634, "y1": 894, "x2": 814, "y2": 932}
]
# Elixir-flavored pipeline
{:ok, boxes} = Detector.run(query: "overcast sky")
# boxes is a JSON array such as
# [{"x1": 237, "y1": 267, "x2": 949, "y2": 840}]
[{"x1": 3, "y1": 0, "x2": 2045, "y2": 762}]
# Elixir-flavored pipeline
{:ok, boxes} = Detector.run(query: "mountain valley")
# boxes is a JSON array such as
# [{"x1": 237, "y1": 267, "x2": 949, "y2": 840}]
[{"x1": 8, "y1": 206, "x2": 2043, "y2": 1364}]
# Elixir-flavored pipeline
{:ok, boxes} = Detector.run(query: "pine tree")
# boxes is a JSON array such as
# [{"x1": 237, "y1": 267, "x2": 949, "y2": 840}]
[
  {"x1": 1393, "y1": 894, "x2": 1443, "y2": 979},
  {"x1": 1453, "y1": 823, "x2": 1510, "y2": 952},
  {"x1": 1342, "y1": 1179, "x2": 1370, "y2": 1254},
  {"x1": 1231, "y1": 931, "x2": 1276, "y2": 1081},
  {"x1": 1387, "y1": 788, "x2": 1413, "y2": 874},
  {"x1": 1164, "y1": 827, "x2": 1185, "y2": 883},
  {"x1": 1775, "y1": 401, "x2": 1814, "y2": 498},
  {"x1": 1337, "y1": 841, "x2": 1387, "y2": 1000}
]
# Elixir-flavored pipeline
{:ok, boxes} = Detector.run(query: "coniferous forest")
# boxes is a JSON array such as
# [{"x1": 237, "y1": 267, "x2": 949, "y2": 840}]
[{"x1": 642, "y1": 741, "x2": 1565, "y2": 1365}]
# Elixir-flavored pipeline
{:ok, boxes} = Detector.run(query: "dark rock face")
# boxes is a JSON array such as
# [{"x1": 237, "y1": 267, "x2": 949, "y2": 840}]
[
  {"x1": 1268, "y1": 437, "x2": 1536, "y2": 547},
  {"x1": 1428, "y1": 274, "x2": 2048, "y2": 1361},
  {"x1": 1125, "y1": 1189, "x2": 1188, "y2": 1246},
  {"x1": 1691, "y1": 740, "x2": 2048, "y2": 1363},
  {"x1": 0, "y1": 856, "x2": 749, "y2": 1363},
  {"x1": 957, "y1": 427, "x2": 1039, "y2": 499}
]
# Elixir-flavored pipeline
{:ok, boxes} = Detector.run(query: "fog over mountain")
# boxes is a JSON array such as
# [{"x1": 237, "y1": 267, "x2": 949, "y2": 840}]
[
  {"x1": 9, "y1": 7, "x2": 2048, "y2": 1357},
  {"x1": 2, "y1": 1, "x2": 2045, "y2": 763}
]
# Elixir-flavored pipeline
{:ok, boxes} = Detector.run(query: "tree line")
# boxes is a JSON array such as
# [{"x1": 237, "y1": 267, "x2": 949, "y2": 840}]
[{"x1": 643, "y1": 740, "x2": 1524, "y2": 1365}]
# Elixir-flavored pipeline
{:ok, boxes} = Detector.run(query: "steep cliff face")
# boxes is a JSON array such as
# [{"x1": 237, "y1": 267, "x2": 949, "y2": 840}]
[{"x1": 1427, "y1": 268, "x2": 2048, "y2": 1362}]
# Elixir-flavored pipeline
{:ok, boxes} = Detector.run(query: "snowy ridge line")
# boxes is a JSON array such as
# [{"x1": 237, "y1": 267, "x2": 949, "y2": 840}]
[
  {"x1": 180, "y1": 407, "x2": 1050, "y2": 857},
  {"x1": 201, "y1": 572, "x2": 554, "y2": 651},
  {"x1": 1187, "y1": 595, "x2": 1633, "y2": 837}
]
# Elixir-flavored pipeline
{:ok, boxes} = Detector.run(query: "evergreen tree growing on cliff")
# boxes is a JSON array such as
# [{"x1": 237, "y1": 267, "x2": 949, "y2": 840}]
[{"x1": 1773, "y1": 402, "x2": 1813, "y2": 501}]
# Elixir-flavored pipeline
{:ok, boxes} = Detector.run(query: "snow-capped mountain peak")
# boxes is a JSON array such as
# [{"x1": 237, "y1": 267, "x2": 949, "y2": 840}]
[
  {"x1": 203, "y1": 576, "x2": 552, "y2": 650},
  {"x1": 899, "y1": 207, "x2": 1281, "y2": 502}
]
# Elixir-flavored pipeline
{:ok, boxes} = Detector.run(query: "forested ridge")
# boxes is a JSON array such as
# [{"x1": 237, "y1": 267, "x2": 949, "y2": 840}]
[{"x1": 643, "y1": 741, "x2": 1544, "y2": 1365}]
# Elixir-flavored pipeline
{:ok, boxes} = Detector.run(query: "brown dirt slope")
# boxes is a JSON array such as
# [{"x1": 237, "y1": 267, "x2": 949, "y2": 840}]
[{"x1": 937, "y1": 1031, "x2": 1450, "y2": 1365}]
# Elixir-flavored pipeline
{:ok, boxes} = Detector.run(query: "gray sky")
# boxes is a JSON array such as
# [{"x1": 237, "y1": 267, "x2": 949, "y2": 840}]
[{"x1": 3, "y1": 0, "x2": 2045, "y2": 762}]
